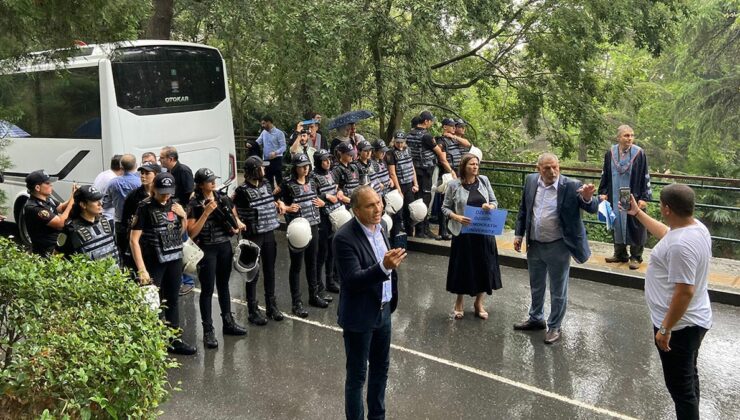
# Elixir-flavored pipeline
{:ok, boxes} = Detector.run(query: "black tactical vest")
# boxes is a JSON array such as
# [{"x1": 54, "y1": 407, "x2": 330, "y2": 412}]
[
  {"x1": 188, "y1": 193, "x2": 232, "y2": 246},
  {"x1": 311, "y1": 171, "x2": 343, "y2": 216},
  {"x1": 285, "y1": 179, "x2": 321, "y2": 226},
  {"x1": 67, "y1": 217, "x2": 119, "y2": 262},
  {"x1": 140, "y1": 199, "x2": 184, "y2": 263},
  {"x1": 406, "y1": 128, "x2": 437, "y2": 168},
  {"x1": 354, "y1": 159, "x2": 374, "y2": 186},
  {"x1": 333, "y1": 162, "x2": 360, "y2": 198},
  {"x1": 235, "y1": 182, "x2": 280, "y2": 235},
  {"x1": 392, "y1": 147, "x2": 415, "y2": 185},
  {"x1": 371, "y1": 159, "x2": 391, "y2": 196},
  {"x1": 439, "y1": 136, "x2": 462, "y2": 173}
]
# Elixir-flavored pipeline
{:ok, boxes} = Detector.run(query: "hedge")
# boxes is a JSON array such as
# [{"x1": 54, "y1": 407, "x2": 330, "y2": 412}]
[{"x1": 0, "y1": 237, "x2": 178, "y2": 419}]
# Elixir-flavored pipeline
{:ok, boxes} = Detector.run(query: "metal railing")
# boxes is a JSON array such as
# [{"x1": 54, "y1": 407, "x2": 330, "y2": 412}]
[{"x1": 478, "y1": 160, "x2": 740, "y2": 246}]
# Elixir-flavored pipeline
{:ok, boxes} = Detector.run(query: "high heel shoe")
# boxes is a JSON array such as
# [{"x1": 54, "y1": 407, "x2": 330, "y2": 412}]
[
  {"x1": 453, "y1": 307, "x2": 464, "y2": 320},
  {"x1": 474, "y1": 307, "x2": 488, "y2": 320}
]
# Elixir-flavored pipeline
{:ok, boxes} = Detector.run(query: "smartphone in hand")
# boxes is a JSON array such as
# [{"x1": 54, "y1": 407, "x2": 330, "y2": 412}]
[{"x1": 619, "y1": 187, "x2": 631, "y2": 211}]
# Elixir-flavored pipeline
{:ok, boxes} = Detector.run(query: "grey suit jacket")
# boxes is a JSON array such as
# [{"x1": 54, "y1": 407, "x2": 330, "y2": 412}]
[
  {"x1": 514, "y1": 173, "x2": 598, "y2": 264},
  {"x1": 442, "y1": 175, "x2": 497, "y2": 236}
]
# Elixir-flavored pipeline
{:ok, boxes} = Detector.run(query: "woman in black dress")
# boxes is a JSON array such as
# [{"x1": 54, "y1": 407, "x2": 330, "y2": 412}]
[{"x1": 442, "y1": 153, "x2": 502, "y2": 320}]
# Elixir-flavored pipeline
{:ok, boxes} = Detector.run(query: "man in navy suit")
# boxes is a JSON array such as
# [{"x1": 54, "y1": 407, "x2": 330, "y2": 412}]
[
  {"x1": 512, "y1": 153, "x2": 598, "y2": 344},
  {"x1": 334, "y1": 185, "x2": 407, "y2": 420}
]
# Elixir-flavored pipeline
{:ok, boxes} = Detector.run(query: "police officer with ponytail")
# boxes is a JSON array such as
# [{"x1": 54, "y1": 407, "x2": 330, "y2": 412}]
[
  {"x1": 57, "y1": 185, "x2": 119, "y2": 264},
  {"x1": 187, "y1": 168, "x2": 247, "y2": 349},
  {"x1": 278, "y1": 153, "x2": 329, "y2": 317},
  {"x1": 233, "y1": 156, "x2": 285, "y2": 324},
  {"x1": 311, "y1": 149, "x2": 344, "y2": 295},
  {"x1": 371, "y1": 140, "x2": 393, "y2": 199},
  {"x1": 129, "y1": 172, "x2": 196, "y2": 356},
  {"x1": 386, "y1": 130, "x2": 418, "y2": 238},
  {"x1": 333, "y1": 142, "x2": 360, "y2": 208}
]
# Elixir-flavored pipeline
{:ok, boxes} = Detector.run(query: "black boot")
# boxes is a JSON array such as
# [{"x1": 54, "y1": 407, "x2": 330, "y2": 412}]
[
  {"x1": 247, "y1": 301, "x2": 268, "y2": 326},
  {"x1": 326, "y1": 280, "x2": 340, "y2": 293},
  {"x1": 318, "y1": 290, "x2": 333, "y2": 302},
  {"x1": 203, "y1": 323, "x2": 218, "y2": 349},
  {"x1": 265, "y1": 297, "x2": 284, "y2": 321},
  {"x1": 292, "y1": 300, "x2": 309, "y2": 318},
  {"x1": 221, "y1": 312, "x2": 247, "y2": 336},
  {"x1": 309, "y1": 294, "x2": 329, "y2": 308},
  {"x1": 168, "y1": 337, "x2": 197, "y2": 355}
]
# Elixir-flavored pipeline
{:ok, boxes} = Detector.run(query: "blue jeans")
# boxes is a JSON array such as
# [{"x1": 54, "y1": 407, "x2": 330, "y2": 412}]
[
  {"x1": 343, "y1": 305, "x2": 392, "y2": 420},
  {"x1": 526, "y1": 239, "x2": 571, "y2": 330}
]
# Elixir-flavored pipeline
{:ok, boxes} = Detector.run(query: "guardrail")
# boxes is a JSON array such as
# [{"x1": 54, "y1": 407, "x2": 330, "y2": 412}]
[{"x1": 478, "y1": 160, "x2": 739, "y2": 247}]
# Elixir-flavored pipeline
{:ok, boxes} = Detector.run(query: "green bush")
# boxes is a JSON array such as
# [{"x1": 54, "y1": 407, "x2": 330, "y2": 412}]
[{"x1": 0, "y1": 238, "x2": 178, "y2": 419}]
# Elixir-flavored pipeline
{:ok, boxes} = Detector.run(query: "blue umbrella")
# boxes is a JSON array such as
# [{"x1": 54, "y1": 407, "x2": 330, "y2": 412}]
[
  {"x1": 328, "y1": 110, "x2": 373, "y2": 130},
  {"x1": 0, "y1": 120, "x2": 30, "y2": 138}
]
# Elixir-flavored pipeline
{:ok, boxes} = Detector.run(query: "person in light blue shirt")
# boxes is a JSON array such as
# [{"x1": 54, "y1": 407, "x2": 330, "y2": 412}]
[
  {"x1": 256, "y1": 115, "x2": 286, "y2": 189},
  {"x1": 105, "y1": 154, "x2": 141, "y2": 256}
]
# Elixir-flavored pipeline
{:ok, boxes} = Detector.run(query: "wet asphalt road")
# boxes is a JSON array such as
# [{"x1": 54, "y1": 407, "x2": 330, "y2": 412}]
[{"x1": 146, "y1": 235, "x2": 740, "y2": 419}]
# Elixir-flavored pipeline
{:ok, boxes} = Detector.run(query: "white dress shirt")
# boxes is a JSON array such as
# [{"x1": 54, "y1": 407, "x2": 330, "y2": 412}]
[{"x1": 531, "y1": 176, "x2": 563, "y2": 242}]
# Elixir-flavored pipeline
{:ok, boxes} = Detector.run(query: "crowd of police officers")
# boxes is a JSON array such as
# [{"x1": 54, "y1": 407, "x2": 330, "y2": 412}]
[{"x1": 21, "y1": 110, "x2": 475, "y2": 356}]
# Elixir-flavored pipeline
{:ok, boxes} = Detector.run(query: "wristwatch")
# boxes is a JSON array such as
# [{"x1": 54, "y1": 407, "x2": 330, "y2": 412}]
[{"x1": 659, "y1": 325, "x2": 668, "y2": 335}]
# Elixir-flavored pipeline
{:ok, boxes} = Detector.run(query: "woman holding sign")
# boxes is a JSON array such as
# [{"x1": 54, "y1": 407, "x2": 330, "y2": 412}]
[{"x1": 442, "y1": 154, "x2": 502, "y2": 320}]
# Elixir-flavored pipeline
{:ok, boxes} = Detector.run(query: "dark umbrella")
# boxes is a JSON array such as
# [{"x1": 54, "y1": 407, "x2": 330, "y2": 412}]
[{"x1": 327, "y1": 110, "x2": 373, "y2": 130}]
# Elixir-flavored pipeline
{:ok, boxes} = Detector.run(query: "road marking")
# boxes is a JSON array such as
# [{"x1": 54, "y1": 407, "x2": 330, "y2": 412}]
[{"x1": 194, "y1": 288, "x2": 637, "y2": 420}]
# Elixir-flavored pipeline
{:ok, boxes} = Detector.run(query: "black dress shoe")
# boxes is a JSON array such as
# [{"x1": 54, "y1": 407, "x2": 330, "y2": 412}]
[
  {"x1": 318, "y1": 291, "x2": 333, "y2": 302},
  {"x1": 326, "y1": 283, "x2": 340, "y2": 293},
  {"x1": 203, "y1": 329, "x2": 218, "y2": 349},
  {"x1": 605, "y1": 256, "x2": 628, "y2": 263},
  {"x1": 292, "y1": 302, "x2": 309, "y2": 318},
  {"x1": 222, "y1": 312, "x2": 248, "y2": 335},
  {"x1": 513, "y1": 319, "x2": 547, "y2": 331},
  {"x1": 308, "y1": 295, "x2": 329, "y2": 308},
  {"x1": 168, "y1": 338, "x2": 197, "y2": 355},
  {"x1": 266, "y1": 299, "x2": 284, "y2": 322}
]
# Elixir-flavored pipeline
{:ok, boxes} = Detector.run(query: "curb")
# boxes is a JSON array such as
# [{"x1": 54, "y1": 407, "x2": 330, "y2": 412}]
[{"x1": 407, "y1": 238, "x2": 740, "y2": 307}]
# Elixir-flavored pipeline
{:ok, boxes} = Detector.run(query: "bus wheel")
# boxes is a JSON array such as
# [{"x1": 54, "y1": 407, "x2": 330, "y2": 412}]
[{"x1": 13, "y1": 197, "x2": 32, "y2": 249}]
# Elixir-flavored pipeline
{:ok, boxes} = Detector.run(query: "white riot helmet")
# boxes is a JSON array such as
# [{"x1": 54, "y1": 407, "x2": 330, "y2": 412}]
[
  {"x1": 286, "y1": 217, "x2": 312, "y2": 251},
  {"x1": 468, "y1": 146, "x2": 483, "y2": 162},
  {"x1": 329, "y1": 206, "x2": 353, "y2": 232},
  {"x1": 436, "y1": 173, "x2": 454, "y2": 193},
  {"x1": 233, "y1": 239, "x2": 261, "y2": 282},
  {"x1": 381, "y1": 213, "x2": 393, "y2": 232},
  {"x1": 182, "y1": 238, "x2": 204, "y2": 277},
  {"x1": 408, "y1": 199, "x2": 428, "y2": 225},
  {"x1": 384, "y1": 189, "x2": 404, "y2": 215}
]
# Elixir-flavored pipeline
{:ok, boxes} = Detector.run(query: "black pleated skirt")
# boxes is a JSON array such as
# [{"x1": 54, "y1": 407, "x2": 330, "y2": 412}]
[{"x1": 446, "y1": 232, "x2": 502, "y2": 296}]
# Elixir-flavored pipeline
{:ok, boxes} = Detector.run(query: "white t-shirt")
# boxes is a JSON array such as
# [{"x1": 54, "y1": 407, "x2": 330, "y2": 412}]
[
  {"x1": 645, "y1": 220, "x2": 713, "y2": 330},
  {"x1": 92, "y1": 169, "x2": 118, "y2": 221}
]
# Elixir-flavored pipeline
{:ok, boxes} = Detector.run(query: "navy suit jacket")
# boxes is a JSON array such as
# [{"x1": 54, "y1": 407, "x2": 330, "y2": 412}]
[
  {"x1": 514, "y1": 173, "x2": 598, "y2": 264},
  {"x1": 334, "y1": 218, "x2": 399, "y2": 332}
]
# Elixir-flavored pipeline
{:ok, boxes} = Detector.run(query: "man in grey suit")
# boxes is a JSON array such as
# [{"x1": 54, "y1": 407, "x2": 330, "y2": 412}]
[{"x1": 512, "y1": 153, "x2": 598, "y2": 344}]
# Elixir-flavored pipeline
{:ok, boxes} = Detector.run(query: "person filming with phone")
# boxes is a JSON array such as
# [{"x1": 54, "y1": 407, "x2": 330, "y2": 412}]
[{"x1": 598, "y1": 125, "x2": 652, "y2": 270}]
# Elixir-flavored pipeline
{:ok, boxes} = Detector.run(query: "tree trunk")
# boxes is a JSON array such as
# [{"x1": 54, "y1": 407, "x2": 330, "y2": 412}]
[{"x1": 144, "y1": 0, "x2": 175, "y2": 40}]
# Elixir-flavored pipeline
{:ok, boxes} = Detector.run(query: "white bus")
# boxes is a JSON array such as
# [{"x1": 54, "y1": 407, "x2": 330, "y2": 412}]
[{"x1": 0, "y1": 40, "x2": 237, "y2": 244}]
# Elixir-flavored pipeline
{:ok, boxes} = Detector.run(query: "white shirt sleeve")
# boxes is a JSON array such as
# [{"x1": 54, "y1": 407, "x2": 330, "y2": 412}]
[{"x1": 667, "y1": 242, "x2": 699, "y2": 285}]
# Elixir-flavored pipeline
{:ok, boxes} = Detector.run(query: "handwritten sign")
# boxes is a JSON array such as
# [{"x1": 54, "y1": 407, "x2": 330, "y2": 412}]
[{"x1": 460, "y1": 206, "x2": 507, "y2": 236}]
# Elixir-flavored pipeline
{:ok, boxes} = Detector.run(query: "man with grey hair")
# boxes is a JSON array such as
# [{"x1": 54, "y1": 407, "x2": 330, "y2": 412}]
[
  {"x1": 599, "y1": 125, "x2": 652, "y2": 269},
  {"x1": 512, "y1": 153, "x2": 598, "y2": 344},
  {"x1": 335, "y1": 185, "x2": 406, "y2": 420},
  {"x1": 624, "y1": 184, "x2": 712, "y2": 420}
]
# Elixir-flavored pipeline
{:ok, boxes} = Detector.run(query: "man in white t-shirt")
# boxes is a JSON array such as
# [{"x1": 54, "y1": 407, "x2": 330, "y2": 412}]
[
  {"x1": 624, "y1": 183, "x2": 712, "y2": 420},
  {"x1": 92, "y1": 154, "x2": 123, "y2": 225}
]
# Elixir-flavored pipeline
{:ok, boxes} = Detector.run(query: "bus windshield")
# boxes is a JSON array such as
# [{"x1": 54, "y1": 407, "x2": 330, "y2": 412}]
[{"x1": 111, "y1": 45, "x2": 226, "y2": 116}]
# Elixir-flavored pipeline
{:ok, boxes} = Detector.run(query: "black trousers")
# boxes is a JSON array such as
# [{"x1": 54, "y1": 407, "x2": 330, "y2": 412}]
[
  {"x1": 654, "y1": 325, "x2": 708, "y2": 420},
  {"x1": 264, "y1": 157, "x2": 283, "y2": 190},
  {"x1": 614, "y1": 243, "x2": 645, "y2": 261},
  {"x1": 316, "y1": 214, "x2": 335, "y2": 291},
  {"x1": 289, "y1": 224, "x2": 319, "y2": 304},
  {"x1": 145, "y1": 256, "x2": 183, "y2": 329},
  {"x1": 391, "y1": 182, "x2": 415, "y2": 238},
  {"x1": 244, "y1": 230, "x2": 278, "y2": 304},
  {"x1": 198, "y1": 241, "x2": 233, "y2": 327}
]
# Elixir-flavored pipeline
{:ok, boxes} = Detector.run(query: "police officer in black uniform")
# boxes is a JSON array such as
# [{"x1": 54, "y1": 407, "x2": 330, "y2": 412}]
[
  {"x1": 406, "y1": 111, "x2": 455, "y2": 238},
  {"x1": 57, "y1": 185, "x2": 119, "y2": 264},
  {"x1": 332, "y1": 142, "x2": 360, "y2": 208},
  {"x1": 434, "y1": 118, "x2": 471, "y2": 240},
  {"x1": 24, "y1": 170, "x2": 76, "y2": 257},
  {"x1": 129, "y1": 172, "x2": 196, "y2": 355},
  {"x1": 371, "y1": 140, "x2": 393, "y2": 199},
  {"x1": 233, "y1": 156, "x2": 285, "y2": 323},
  {"x1": 120, "y1": 162, "x2": 161, "y2": 273},
  {"x1": 353, "y1": 140, "x2": 375, "y2": 187},
  {"x1": 278, "y1": 153, "x2": 329, "y2": 317},
  {"x1": 187, "y1": 168, "x2": 247, "y2": 349},
  {"x1": 386, "y1": 131, "x2": 418, "y2": 238},
  {"x1": 311, "y1": 149, "x2": 344, "y2": 295}
]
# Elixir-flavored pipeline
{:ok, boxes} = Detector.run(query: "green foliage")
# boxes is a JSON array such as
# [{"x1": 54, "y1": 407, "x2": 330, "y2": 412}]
[{"x1": 0, "y1": 238, "x2": 178, "y2": 418}]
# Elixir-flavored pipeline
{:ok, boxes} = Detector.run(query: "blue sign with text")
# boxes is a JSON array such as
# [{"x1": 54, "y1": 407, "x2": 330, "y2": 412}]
[{"x1": 460, "y1": 206, "x2": 507, "y2": 236}]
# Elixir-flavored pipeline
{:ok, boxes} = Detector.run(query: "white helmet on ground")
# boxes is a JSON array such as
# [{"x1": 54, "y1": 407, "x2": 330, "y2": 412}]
[
  {"x1": 408, "y1": 199, "x2": 427, "y2": 225},
  {"x1": 329, "y1": 206, "x2": 353, "y2": 232},
  {"x1": 384, "y1": 189, "x2": 404, "y2": 215},
  {"x1": 233, "y1": 239, "x2": 261, "y2": 282},
  {"x1": 381, "y1": 213, "x2": 393, "y2": 232},
  {"x1": 468, "y1": 146, "x2": 483, "y2": 162},
  {"x1": 182, "y1": 237, "x2": 204, "y2": 277},
  {"x1": 436, "y1": 173, "x2": 454, "y2": 193},
  {"x1": 286, "y1": 217, "x2": 312, "y2": 251}
]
